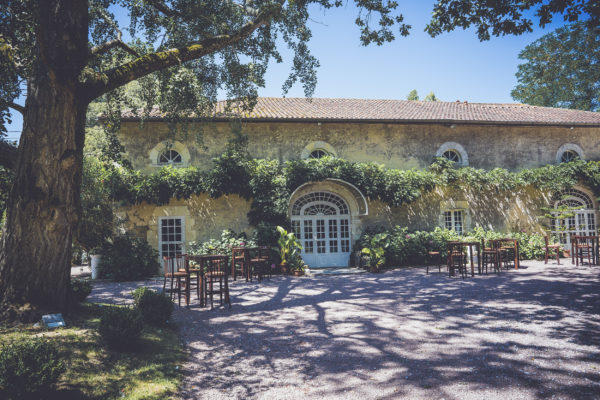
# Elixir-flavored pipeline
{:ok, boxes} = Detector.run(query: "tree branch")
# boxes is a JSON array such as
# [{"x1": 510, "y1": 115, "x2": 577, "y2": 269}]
[
  {"x1": 84, "y1": 3, "x2": 282, "y2": 101},
  {"x1": 4, "y1": 102, "x2": 25, "y2": 115},
  {"x1": 0, "y1": 140, "x2": 18, "y2": 169},
  {"x1": 90, "y1": 8, "x2": 140, "y2": 57},
  {"x1": 145, "y1": 0, "x2": 183, "y2": 17},
  {"x1": 90, "y1": 38, "x2": 140, "y2": 57}
]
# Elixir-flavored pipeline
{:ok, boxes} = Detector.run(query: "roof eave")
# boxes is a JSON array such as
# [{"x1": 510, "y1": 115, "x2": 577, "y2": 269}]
[{"x1": 117, "y1": 116, "x2": 600, "y2": 128}]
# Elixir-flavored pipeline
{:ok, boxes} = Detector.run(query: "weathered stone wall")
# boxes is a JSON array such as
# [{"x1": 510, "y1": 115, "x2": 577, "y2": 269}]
[
  {"x1": 118, "y1": 120, "x2": 600, "y2": 173},
  {"x1": 361, "y1": 186, "x2": 551, "y2": 234},
  {"x1": 120, "y1": 184, "x2": 556, "y2": 256},
  {"x1": 119, "y1": 193, "x2": 253, "y2": 248}
]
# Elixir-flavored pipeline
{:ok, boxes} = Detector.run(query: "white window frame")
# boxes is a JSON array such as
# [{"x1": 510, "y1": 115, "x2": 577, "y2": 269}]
[
  {"x1": 556, "y1": 143, "x2": 585, "y2": 164},
  {"x1": 443, "y1": 209, "x2": 465, "y2": 235},
  {"x1": 436, "y1": 142, "x2": 469, "y2": 166},
  {"x1": 158, "y1": 217, "x2": 186, "y2": 260},
  {"x1": 158, "y1": 149, "x2": 183, "y2": 165},
  {"x1": 300, "y1": 141, "x2": 337, "y2": 160}
]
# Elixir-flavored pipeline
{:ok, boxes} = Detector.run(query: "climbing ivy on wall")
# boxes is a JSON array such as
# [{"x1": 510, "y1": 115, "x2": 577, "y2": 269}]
[{"x1": 102, "y1": 153, "x2": 600, "y2": 228}]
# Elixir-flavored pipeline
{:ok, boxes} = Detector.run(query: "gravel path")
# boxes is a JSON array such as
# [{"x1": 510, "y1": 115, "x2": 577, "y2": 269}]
[{"x1": 89, "y1": 261, "x2": 600, "y2": 399}]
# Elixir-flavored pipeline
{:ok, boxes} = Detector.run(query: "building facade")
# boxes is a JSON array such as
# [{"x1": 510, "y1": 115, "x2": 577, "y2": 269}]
[{"x1": 115, "y1": 98, "x2": 600, "y2": 267}]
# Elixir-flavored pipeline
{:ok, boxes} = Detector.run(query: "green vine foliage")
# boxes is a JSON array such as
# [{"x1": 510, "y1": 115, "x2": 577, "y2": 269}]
[
  {"x1": 356, "y1": 226, "x2": 551, "y2": 267},
  {"x1": 102, "y1": 154, "x2": 600, "y2": 230}
]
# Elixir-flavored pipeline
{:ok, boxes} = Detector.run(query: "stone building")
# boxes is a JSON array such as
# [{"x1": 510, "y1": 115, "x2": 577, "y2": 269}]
[{"x1": 115, "y1": 98, "x2": 600, "y2": 267}]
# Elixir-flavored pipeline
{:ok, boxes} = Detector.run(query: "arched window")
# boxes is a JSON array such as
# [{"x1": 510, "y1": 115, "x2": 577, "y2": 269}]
[
  {"x1": 301, "y1": 141, "x2": 337, "y2": 160},
  {"x1": 442, "y1": 150, "x2": 461, "y2": 164},
  {"x1": 560, "y1": 150, "x2": 580, "y2": 163},
  {"x1": 435, "y1": 142, "x2": 468, "y2": 166},
  {"x1": 556, "y1": 143, "x2": 584, "y2": 164},
  {"x1": 158, "y1": 149, "x2": 182, "y2": 164},
  {"x1": 309, "y1": 149, "x2": 329, "y2": 159}
]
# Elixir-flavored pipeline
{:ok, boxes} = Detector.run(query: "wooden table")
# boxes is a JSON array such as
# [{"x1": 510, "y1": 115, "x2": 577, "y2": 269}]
[
  {"x1": 494, "y1": 238, "x2": 520, "y2": 269},
  {"x1": 571, "y1": 235, "x2": 599, "y2": 266},
  {"x1": 461, "y1": 241, "x2": 481, "y2": 277},
  {"x1": 446, "y1": 241, "x2": 480, "y2": 277},
  {"x1": 187, "y1": 254, "x2": 229, "y2": 307},
  {"x1": 231, "y1": 247, "x2": 258, "y2": 281}
]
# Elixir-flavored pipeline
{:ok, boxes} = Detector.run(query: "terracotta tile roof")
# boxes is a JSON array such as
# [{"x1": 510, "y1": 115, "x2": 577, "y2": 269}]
[{"x1": 120, "y1": 97, "x2": 600, "y2": 126}]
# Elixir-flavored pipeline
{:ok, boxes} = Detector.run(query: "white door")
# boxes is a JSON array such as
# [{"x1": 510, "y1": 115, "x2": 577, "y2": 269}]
[
  {"x1": 551, "y1": 189, "x2": 597, "y2": 251},
  {"x1": 291, "y1": 192, "x2": 351, "y2": 267},
  {"x1": 158, "y1": 217, "x2": 185, "y2": 270}
]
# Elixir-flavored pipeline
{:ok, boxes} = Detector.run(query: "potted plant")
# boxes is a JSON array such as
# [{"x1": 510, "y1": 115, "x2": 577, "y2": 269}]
[
  {"x1": 361, "y1": 233, "x2": 388, "y2": 272},
  {"x1": 276, "y1": 226, "x2": 303, "y2": 275},
  {"x1": 288, "y1": 253, "x2": 306, "y2": 276}
]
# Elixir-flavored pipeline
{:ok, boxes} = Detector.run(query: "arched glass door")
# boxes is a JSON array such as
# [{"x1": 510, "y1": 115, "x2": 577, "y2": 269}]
[
  {"x1": 551, "y1": 189, "x2": 597, "y2": 251},
  {"x1": 290, "y1": 192, "x2": 351, "y2": 267}
]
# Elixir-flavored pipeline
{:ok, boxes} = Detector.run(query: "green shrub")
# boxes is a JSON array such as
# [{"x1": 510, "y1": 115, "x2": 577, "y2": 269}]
[
  {"x1": 99, "y1": 306, "x2": 144, "y2": 349},
  {"x1": 69, "y1": 278, "x2": 92, "y2": 303},
  {"x1": 99, "y1": 235, "x2": 160, "y2": 281},
  {"x1": 132, "y1": 287, "x2": 174, "y2": 326},
  {"x1": 188, "y1": 229, "x2": 256, "y2": 255},
  {"x1": 0, "y1": 338, "x2": 65, "y2": 399},
  {"x1": 355, "y1": 226, "x2": 548, "y2": 268}
]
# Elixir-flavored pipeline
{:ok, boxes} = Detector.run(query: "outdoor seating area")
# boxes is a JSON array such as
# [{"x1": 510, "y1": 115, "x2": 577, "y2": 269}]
[
  {"x1": 162, "y1": 246, "x2": 275, "y2": 310},
  {"x1": 427, "y1": 234, "x2": 599, "y2": 279}
]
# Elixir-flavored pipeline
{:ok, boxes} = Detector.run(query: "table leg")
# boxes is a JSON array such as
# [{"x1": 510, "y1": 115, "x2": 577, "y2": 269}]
[
  {"x1": 515, "y1": 241, "x2": 519, "y2": 269},
  {"x1": 185, "y1": 275, "x2": 190, "y2": 307},
  {"x1": 469, "y1": 245, "x2": 475, "y2": 277},
  {"x1": 200, "y1": 274, "x2": 205, "y2": 307},
  {"x1": 477, "y1": 244, "x2": 482, "y2": 275}
]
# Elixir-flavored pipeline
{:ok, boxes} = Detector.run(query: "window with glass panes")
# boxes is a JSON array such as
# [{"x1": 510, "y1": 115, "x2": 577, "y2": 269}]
[
  {"x1": 159, "y1": 217, "x2": 184, "y2": 259},
  {"x1": 444, "y1": 210, "x2": 464, "y2": 235}
]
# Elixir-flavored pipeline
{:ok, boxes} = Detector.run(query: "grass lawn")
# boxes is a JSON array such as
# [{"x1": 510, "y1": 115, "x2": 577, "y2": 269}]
[{"x1": 0, "y1": 303, "x2": 185, "y2": 400}]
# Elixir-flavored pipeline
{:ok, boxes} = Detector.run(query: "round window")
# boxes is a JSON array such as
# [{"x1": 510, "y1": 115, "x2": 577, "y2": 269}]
[
  {"x1": 159, "y1": 149, "x2": 183, "y2": 164},
  {"x1": 309, "y1": 149, "x2": 329, "y2": 159},
  {"x1": 442, "y1": 150, "x2": 461, "y2": 163},
  {"x1": 560, "y1": 150, "x2": 579, "y2": 163}
]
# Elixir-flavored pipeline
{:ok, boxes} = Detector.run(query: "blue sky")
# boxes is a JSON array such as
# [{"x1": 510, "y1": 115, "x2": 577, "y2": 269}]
[{"x1": 4, "y1": 1, "x2": 563, "y2": 140}]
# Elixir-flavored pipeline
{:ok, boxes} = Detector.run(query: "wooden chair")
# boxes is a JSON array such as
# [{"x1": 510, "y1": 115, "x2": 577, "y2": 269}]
[
  {"x1": 248, "y1": 247, "x2": 270, "y2": 282},
  {"x1": 186, "y1": 255, "x2": 203, "y2": 304},
  {"x1": 231, "y1": 247, "x2": 248, "y2": 281},
  {"x1": 425, "y1": 249, "x2": 443, "y2": 274},
  {"x1": 492, "y1": 239, "x2": 510, "y2": 270},
  {"x1": 573, "y1": 235, "x2": 594, "y2": 266},
  {"x1": 447, "y1": 242, "x2": 467, "y2": 278},
  {"x1": 480, "y1": 239, "x2": 500, "y2": 274},
  {"x1": 204, "y1": 255, "x2": 231, "y2": 310},
  {"x1": 162, "y1": 255, "x2": 189, "y2": 306},
  {"x1": 544, "y1": 235, "x2": 560, "y2": 265}
]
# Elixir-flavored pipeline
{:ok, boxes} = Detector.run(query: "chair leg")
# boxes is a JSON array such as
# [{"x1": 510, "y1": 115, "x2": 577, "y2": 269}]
[
  {"x1": 219, "y1": 278, "x2": 223, "y2": 305},
  {"x1": 225, "y1": 277, "x2": 231, "y2": 309}
]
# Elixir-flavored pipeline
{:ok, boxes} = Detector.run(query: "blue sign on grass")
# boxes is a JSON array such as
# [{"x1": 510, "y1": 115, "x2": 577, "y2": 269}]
[{"x1": 42, "y1": 313, "x2": 66, "y2": 328}]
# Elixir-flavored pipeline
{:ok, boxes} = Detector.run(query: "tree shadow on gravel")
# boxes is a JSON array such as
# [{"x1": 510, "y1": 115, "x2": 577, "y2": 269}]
[{"x1": 92, "y1": 263, "x2": 600, "y2": 399}]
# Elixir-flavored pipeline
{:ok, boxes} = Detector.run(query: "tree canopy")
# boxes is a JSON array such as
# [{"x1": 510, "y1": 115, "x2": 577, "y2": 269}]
[
  {"x1": 511, "y1": 22, "x2": 600, "y2": 111},
  {"x1": 406, "y1": 89, "x2": 419, "y2": 101}
]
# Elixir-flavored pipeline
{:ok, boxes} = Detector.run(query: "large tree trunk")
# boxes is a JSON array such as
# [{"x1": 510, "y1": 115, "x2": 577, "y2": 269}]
[{"x1": 0, "y1": 0, "x2": 88, "y2": 318}]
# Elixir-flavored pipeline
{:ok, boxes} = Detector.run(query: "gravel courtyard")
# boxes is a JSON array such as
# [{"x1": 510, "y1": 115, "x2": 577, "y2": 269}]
[{"x1": 90, "y1": 261, "x2": 600, "y2": 400}]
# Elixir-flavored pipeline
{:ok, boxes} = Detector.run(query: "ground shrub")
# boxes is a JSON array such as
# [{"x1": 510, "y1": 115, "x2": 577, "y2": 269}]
[
  {"x1": 355, "y1": 226, "x2": 548, "y2": 268},
  {"x1": 98, "y1": 235, "x2": 160, "y2": 281},
  {"x1": 0, "y1": 338, "x2": 65, "y2": 399},
  {"x1": 98, "y1": 306, "x2": 144, "y2": 349},
  {"x1": 187, "y1": 229, "x2": 257, "y2": 255},
  {"x1": 132, "y1": 287, "x2": 174, "y2": 325},
  {"x1": 69, "y1": 278, "x2": 92, "y2": 303}
]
